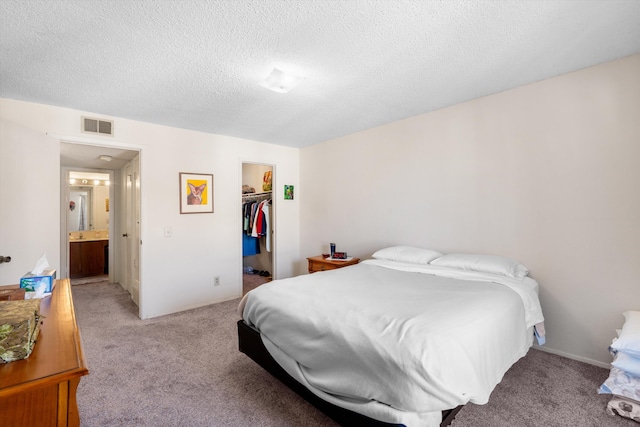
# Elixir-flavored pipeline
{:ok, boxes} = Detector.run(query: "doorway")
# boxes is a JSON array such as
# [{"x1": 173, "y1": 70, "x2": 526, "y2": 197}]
[
  {"x1": 241, "y1": 162, "x2": 274, "y2": 295},
  {"x1": 59, "y1": 142, "x2": 140, "y2": 308},
  {"x1": 66, "y1": 170, "x2": 111, "y2": 284}
]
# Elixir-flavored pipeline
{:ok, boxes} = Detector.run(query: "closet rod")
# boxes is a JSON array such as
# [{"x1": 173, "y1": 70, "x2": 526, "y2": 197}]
[{"x1": 242, "y1": 191, "x2": 272, "y2": 201}]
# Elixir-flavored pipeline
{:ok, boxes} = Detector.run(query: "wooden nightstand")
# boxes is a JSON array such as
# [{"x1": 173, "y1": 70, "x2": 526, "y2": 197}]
[{"x1": 307, "y1": 255, "x2": 360, "y2": 273}]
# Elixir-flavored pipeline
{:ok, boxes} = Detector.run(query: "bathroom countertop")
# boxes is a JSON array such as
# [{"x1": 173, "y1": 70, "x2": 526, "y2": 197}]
[{"x1": 69, "y1": 237, "x2": 109, "y2": 242}]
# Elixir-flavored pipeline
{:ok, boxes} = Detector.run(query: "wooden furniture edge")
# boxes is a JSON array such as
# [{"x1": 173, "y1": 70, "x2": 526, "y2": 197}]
[
  {"x1": 306, "y1": 255, "x2": 361, "y2": 265},
  {"x1": 0, "y1": 279, "x2": 89, "y2": 398},
  {"x1": 307, "y1": 255, "x2": 361, "y2": 273},
  {"x1": 66, "y1": 277, "x2": 89, "y2": 377}
]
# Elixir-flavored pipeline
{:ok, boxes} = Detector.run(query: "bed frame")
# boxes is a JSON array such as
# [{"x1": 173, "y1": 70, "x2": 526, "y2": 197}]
[{"x1": 237, "y1": 320, "x2": 463, "y2": 426}]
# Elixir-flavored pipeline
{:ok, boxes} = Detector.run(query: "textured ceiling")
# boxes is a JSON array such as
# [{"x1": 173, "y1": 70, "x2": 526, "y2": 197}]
[{"x1": 2, "y1": 0, "x2": 640, "y2": 148}]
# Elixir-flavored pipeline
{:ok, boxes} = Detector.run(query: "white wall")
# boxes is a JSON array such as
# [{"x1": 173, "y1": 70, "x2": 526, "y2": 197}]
[
  {"x1": 0, "y1": 99, "x2": 300, "y2": 319},
  {"x1": 300, "y1": 54, "x2": 640, "y2": 365}
]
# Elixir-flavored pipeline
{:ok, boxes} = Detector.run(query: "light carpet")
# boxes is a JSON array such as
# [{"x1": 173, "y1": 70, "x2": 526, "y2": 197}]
[
  {"x1": 243, "y1": 273, "x2": 271, "y2": 295},
  {"x1": 72, "y1": 282, "x2": 627, "y2": 426},
  {"x1": 71, "y1": 275, "x2": 109, "y2": 286}
]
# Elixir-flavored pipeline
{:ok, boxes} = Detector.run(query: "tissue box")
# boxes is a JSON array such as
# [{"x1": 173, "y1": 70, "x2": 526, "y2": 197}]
[{"x1": 20, "y1": 269, "x2": 56, "y2": 293}]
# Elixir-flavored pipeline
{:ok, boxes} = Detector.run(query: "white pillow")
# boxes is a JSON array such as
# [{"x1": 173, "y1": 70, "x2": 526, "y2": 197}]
[
  {"x1": 430, "y1": 253, "x2": 529, "y2": 279},
  {"x1": 611, "y1": 311, "x2": 640, "y2": 357},
  {"x1": 371, "y1": 246, "x2": 442, "y2": 265}
]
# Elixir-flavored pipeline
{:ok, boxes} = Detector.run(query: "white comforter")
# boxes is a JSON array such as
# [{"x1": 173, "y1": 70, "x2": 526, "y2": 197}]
[{"x1": 239, "y1": 259, "x2": 544, "y2": 426}]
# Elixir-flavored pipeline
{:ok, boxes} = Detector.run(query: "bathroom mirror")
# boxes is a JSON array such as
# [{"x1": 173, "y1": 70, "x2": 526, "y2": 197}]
[{"x1": 67, "y1": 172, "x2": 110, "y2": 232}]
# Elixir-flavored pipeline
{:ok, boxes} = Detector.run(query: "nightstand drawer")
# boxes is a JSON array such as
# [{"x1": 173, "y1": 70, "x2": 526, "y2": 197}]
[
  {"x1": 307, "y1": 255, "x2": 360, "y2": 273},
  {"x1": 308, "y1": 259, "x2": 339, "y2": 273}
]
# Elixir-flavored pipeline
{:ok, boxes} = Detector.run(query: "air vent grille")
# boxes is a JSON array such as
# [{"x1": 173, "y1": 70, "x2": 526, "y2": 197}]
[{"x1": 82, "y1": 116, "x2": 114, "y2": 136}]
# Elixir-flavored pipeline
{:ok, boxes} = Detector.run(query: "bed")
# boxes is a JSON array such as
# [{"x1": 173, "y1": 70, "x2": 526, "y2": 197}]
[{"x1": 237, "y1": 247, "x2": 545, "y2": 427}]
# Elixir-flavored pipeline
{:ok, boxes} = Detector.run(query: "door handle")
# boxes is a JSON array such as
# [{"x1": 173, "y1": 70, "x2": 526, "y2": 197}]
[
  {"x1": 0, "y1": 255, "x2": 11, "y2": 264},
  {"x1": 122, "y1": 233, "x2": 129, "y2": 237}
]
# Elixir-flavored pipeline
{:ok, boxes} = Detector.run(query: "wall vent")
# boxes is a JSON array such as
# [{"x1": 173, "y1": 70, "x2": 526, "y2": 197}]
[{"x1": 82, "y1": 116, "x2": 114, "y2": 136}]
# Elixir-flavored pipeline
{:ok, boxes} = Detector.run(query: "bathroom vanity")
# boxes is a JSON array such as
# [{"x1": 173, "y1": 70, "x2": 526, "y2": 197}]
[{"x1": 69, "y1": 232, "x2": 108, "y2": 279}]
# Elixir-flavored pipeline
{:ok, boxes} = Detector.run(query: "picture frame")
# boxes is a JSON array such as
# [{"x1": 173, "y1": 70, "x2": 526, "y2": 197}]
[
  {"x1": 284, "y1": 185, "x2": 294, "y2": 200},
  {"x1": 179, "y1": 172, "x2": 214, "y2": 214}
]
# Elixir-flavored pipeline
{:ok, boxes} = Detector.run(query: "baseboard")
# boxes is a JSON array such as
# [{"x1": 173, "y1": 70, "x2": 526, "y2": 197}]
[
  {"x1": 533, "y1": 345, "x2": 611, "y2": 369},
  {"x1": 151, "y1": 295, "x2": 240, "y2": 319}
]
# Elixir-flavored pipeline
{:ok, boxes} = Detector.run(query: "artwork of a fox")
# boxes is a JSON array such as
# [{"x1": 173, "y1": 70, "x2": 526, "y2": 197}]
[{"x1": 187, "y1": 183, "x2": 206, "y2": 205}]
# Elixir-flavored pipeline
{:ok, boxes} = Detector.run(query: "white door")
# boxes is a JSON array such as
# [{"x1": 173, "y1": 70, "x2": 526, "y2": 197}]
[
  {"x1": 123, "y1": 156, "x2": 141, "y2": 305},
  {"x1": 0, "y1": 119, "x2": 59, "y2": 285}
]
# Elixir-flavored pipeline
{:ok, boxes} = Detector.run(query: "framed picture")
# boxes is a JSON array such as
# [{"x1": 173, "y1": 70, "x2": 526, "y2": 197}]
[
  {"x1": 284, "y1": 185, "x2": 294, "y2": 200},
  {"x1": 179, "y1": 172, "x2": 214, "y2": 214},
  {"x1": 263, "y1": 171, "x2": 272, "y2": 191}
]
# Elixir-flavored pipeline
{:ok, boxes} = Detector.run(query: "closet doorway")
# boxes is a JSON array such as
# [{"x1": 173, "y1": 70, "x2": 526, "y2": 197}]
[{"x1": 241, "y1": 162, "x2": 274, "y2": 295}]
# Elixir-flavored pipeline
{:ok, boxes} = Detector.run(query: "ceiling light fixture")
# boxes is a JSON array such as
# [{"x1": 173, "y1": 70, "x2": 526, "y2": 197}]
[
  {"x1": 259, "y1": 68, "x2": 303, "y2": 93},
  {"x1": 99, "y1": 155, "x2": 113, "y2": 162}
]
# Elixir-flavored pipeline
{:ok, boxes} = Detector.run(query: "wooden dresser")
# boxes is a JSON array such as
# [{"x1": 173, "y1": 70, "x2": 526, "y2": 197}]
[
  {"x1": 0, "y1": 279, "x2": 89, "y2": 427},
  {"x1": 307, "y1": 255, "x2": 360, "y2": 273}
]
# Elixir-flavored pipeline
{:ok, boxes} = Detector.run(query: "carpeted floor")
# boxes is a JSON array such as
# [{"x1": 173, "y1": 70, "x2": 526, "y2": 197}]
[
  {"x1": 72, "y1": 282, "x2": 629, "y2": 427},
  {"x1": 71, "y1": 275, "x2": 109, "y2": 286},
  {"x1": 242, "y1": 273, "x2": 271, "y2": 295}
]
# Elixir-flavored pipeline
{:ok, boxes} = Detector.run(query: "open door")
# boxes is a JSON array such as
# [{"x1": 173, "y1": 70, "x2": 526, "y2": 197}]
[
  {"x1": 123, "y1": 155, "x2": 141, "y2": 305},
  {"x1": 0, "y1": 119, "x2": 59, "y2": 285}
]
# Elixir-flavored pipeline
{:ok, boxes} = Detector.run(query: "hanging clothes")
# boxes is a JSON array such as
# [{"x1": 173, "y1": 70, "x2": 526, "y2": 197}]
[
  {"x1": 251, "y1": 200, "x2": 266, "y2": 238},
  {"x1": 262, "y1": 202, "x2": 271, "y2": 252},
  {"x1": 242, "y1": 233, "x2": 260, "y2": 257},
  {"x1": 243, "y1": 202, "x2": 250, "y2": 231},
  {"x1": 249, "y1": 202, "x2": 258, "y2": 232},
  {"x1": 242, "y1": 195, "x2": 271, "y2": 256}
]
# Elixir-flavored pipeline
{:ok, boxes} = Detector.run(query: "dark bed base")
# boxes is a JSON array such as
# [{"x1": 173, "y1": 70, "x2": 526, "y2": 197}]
[{"x1": 237, "y1": 320, "x2": 463, "y2": 427}]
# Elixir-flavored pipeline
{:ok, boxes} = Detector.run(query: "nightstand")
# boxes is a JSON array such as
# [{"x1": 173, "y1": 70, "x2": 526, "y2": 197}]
[{"x1": 307, "y1": 255, "x2": 360, "y2": 273}]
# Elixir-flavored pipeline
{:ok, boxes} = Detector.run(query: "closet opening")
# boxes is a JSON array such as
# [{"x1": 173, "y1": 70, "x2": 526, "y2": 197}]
[{"x1": 241, "y1": 163, "x2": 274, "y2": 295}]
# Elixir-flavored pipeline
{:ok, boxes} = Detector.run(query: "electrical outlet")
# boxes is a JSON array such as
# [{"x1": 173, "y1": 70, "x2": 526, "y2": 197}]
[{"x1": 214, "y1": 276, "x2": 220, "y2": 286}]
